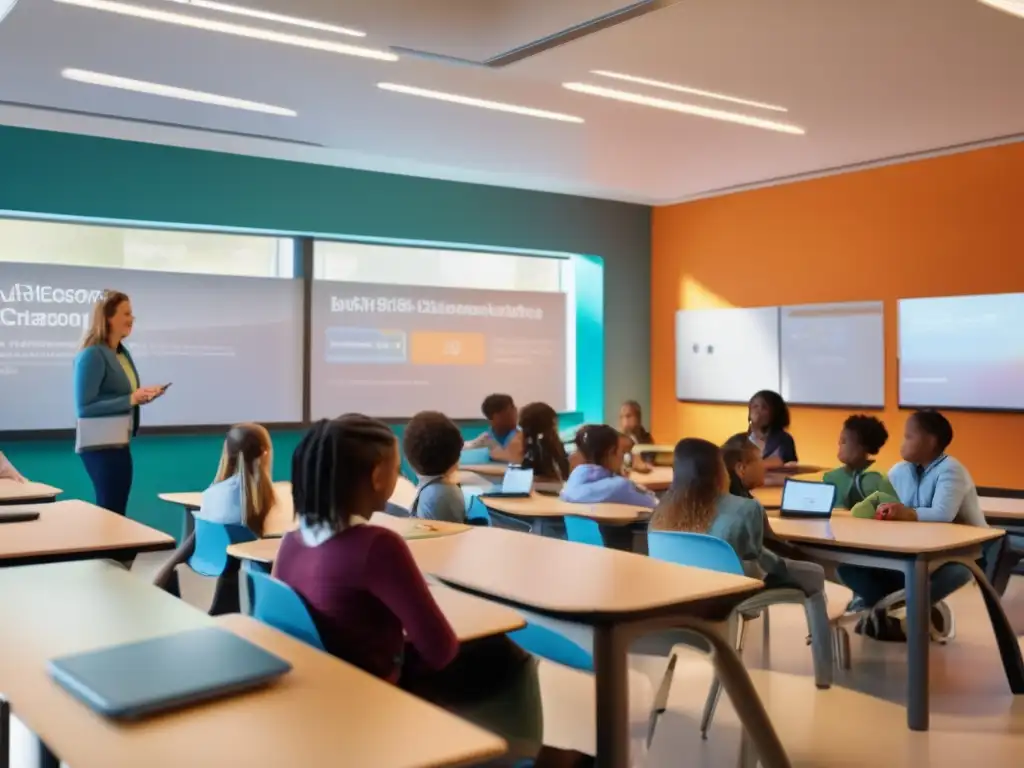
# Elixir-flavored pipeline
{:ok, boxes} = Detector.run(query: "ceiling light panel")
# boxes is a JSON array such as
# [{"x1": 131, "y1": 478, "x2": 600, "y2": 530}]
[
  {"x1": 563, "y1": 82, "x2": 804, "y2": 135},
  {"x1": 53, "y1": 0, "x2": 397, "y2": 61},
  {"x1": 977, "y1": 1, "x2": 1024, "y2": 19},
  {"x1": 62, "y1": 68, "x2": 296, "y2": 116},
  {"x1": 378, "y1": 83, "x2": 583, "y2": 124},
  {"x1": 162, "y1": 0, "x2": 365, "y2": 37},
  {"x1": 591, "y1": 70, "x2": 788, "y2": 112}
]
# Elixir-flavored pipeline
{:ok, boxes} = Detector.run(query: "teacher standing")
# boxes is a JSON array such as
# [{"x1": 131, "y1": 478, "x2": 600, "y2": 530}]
[{"x1": 73, "y1": 291, "x2": 164, "y2": 516}]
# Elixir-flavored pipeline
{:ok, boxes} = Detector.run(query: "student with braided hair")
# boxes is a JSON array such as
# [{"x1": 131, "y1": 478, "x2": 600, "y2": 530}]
[{"x1": 275, "y1": 415, "x2": 584, "y2": 765}]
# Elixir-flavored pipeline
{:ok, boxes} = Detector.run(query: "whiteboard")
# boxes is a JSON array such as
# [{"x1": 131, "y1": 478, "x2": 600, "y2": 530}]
[
  {"x1": 780, "y1": 301, "x2": 884, "y2": 407},
  {"x1": 675, "y1": 308, "x2": 781, "y2": 402}
]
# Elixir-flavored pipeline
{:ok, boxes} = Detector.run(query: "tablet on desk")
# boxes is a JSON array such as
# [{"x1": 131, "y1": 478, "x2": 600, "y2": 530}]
[
  {"x1": 779, "y1": 479, "x2": 836, "y2": 520},
  {"x1": 0, "y1": 509, "x2": 40, "y2": 524},
  {"x1": 49, "y1": 627, "x2": 291, "y2": 720},
  {"x1": 479, "y1": 467, "x2": 534, "y2": 499}
]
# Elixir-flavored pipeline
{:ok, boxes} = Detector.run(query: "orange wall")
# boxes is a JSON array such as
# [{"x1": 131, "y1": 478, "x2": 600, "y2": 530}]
[{"x1": 651, "y1": 141, "x2": 1024, "y2": 488}]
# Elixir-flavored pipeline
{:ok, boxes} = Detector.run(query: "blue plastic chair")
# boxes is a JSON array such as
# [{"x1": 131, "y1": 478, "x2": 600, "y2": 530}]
[
  {"x1": 249, "y1": 570, "x2": 325, "y2": 651},
  {"x1": 564, "y1": 516, "x2": 605, "y2": 548},
  {"x1": 508, "y1": 622, "x2": 592, "y2": 671},
  {"x1": 188, "y1": 519, "x2": 257, "y2": 577},
  {"x1": 460, "y1": 447, "x2": 493, "y2": 465},
  {"x1": 648, "y1": 530, "x2": 833, "y2": 738}
]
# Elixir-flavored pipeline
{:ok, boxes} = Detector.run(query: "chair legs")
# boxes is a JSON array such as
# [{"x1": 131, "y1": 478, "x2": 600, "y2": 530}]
[
  {"x1": 802, "y1": 592, "x2": 834, "y2": 689},
  {"x1": 646, "y1": 652, "x2": 678, "y2": 748},
  {"x1": 832, "y1": 626, "x2": 851, "y2": 670},
  {"x1": 700, "y1": 612, "x2": 745, "y2": 740}
]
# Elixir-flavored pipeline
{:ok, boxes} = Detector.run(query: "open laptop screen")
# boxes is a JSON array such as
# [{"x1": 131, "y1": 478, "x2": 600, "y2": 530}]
[
  {"x1": 501, "y1": 467, "x2": 534, "y2": 495},
  {"x1": 780, "y1": 479, "x2": 836, "y2": 517}
]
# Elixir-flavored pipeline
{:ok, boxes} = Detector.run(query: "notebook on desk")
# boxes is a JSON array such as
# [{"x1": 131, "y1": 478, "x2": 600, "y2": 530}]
[
  {"x1": 49, "y1": 627, "x2": 291, "y2": 720},
  {"x1": 479, "y1": 467, "x2": 534, "y2": 499},
  {"x1": 779, "y1": 479, "x2": 836, "y2": 520}
]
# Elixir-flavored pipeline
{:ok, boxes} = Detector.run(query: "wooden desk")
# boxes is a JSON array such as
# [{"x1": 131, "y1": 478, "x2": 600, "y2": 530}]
[
  {"x1": 480, "y1": 494, "x2": 650, "y2": 526},
  {"x1": 458, "y1": 463, "x2": 508, "y2": 478},
  {"x1": 412, "y1": 528, "x2": 787, "y2": 768},
  {"x1": 226, "y1": 512, "x2": 471, "y2": 566},
  {"x1": 0, "y1": 561, "x2": 505, "y2": 768},
  {"x1": 0, "y1": 500, "x2": 174, "y2": 567},
  {"x1": 630, "y1": 466, "x2": 672, "y2": 492},
  {"x1": 979, "y1": 496, "x2": 1024, "y2": 526},
  {"x1": 161, "y1": 479, "x2": 419, "y2": 539},
  {"x1": 769, "y1": 515, "x2": 1022, "y2": 731},
  {"x1": 0, "y1": 480, "x2": 61, "y2": 505},
  {"x1": 630, "y1": 444, "x2": 674, "y2": 456}
]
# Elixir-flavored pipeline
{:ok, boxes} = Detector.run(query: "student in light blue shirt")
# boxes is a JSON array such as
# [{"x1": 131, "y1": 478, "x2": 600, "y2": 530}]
[
  {"x1": 463, "y1": 394, "x2": 519, "y2": 461},
  {"x1": 561, "y1": 424, "x2": 657, "y2": 508},
  {"x1": 404, "y1": 411, "x2": 466, "y2": 524},
  {"x1": 839, "y1": 410, "x2": 988, "y2": 636},
  {"x1": 194, "y1": 423, "x2": 278, "y2": 535}
]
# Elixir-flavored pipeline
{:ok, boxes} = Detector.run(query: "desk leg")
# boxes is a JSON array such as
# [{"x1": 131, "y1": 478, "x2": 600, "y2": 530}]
[
  {"x1": 701, "y1": 623, "x2": 792, "y2": 768},
  {"x1": 905, "y1": 557, "x2": 931, "y2": 731},
  {"x1": 1, "y1": 698, "x2": 9, "y2": 768},
  {"x1": 182, "y1": 506, "x2": 197, "y2": 541},
  {"x1": 592, "y1": 624, "x2": 630, "y2": 768},
  {"x1": 962, "y1": 559, "x2": 1024, "y2": 693},
  {"x1": 35, "y1": 740, "x2": 58, "y2": 768}
]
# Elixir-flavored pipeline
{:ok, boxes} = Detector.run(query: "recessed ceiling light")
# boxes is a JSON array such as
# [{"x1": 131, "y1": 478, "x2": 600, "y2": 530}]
[
  {"x1": 977, "y1": 0, "x2": 1024, "y2": 18},
  {"x1": 163, "y1": 0, "x2": 365, "y2": 37},
  {"x1": 53, "y1": 0, "x2": 397, "y2": 61},
  {"x1": 563, "y1": 82, "x2": 803, "y2": 135},
  {"x1": 378, "y1": 83, "x2": 584, "y2": 124},
  {"x1": 591, "y1": 70, "x2": 787, "y2": 112},
  {"x1": 62, "y1": 68, "x2": 297, "y2": 116}
]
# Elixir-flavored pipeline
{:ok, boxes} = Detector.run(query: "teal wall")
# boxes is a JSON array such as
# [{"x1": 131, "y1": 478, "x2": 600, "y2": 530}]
[{"x1": 0, "y1": 126, "x2": 650, "y2": 537}]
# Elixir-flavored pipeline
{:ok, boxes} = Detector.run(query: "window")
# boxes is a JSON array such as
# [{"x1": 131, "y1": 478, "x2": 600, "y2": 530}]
[{"x1": 0, "y1": 218, "x2": 295, "y2": 277}]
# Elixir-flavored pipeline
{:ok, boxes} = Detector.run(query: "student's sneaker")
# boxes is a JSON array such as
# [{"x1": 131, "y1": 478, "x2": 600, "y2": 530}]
[{"x1": 855, "y1": 607, "x2": 906, "y2": 642}]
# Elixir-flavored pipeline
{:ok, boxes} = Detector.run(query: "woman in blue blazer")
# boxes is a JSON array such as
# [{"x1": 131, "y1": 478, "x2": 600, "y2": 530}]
[{"x1": 74, "y1": 291, "x2": 164, "y2": 515}]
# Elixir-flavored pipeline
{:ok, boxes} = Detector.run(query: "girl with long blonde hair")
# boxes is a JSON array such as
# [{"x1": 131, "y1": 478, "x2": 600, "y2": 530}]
[{"x1": 200, "y1": 423, "x2": 277, "y2": 537}]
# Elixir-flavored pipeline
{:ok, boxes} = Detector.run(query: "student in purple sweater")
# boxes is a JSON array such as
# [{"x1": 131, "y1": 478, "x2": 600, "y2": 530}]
[{"x1": 275, "y1": 415, "x2": 587, "y2": 766}]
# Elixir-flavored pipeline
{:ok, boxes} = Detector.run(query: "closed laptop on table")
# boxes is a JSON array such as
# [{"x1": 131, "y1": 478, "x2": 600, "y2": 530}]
[
  {"x1": 479, "y1": 467, "x2": 534, "y2": 500},
  {"x1": 49, "y1": 627, "x2": 291, "y2": 720}
]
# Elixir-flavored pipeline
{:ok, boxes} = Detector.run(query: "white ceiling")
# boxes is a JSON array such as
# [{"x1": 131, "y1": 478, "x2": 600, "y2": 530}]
[{"x1": 1, "y1": 0, "x2": 1023, "y2": 204}]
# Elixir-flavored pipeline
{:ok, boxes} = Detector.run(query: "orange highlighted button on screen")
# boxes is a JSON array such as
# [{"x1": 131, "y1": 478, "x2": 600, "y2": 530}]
[{"x1": 410, "y1": 332, "x2": 486, "y2": 365}]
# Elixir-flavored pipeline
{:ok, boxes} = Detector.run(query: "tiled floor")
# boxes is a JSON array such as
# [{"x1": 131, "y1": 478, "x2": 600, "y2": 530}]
[{"x1": 10, "y1": 568, "x2": 1024, "y2": 766}]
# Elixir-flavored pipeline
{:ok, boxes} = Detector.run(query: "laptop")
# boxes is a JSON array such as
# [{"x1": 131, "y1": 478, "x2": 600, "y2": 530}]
[
  {"x1": 479, "y1": 467, "x2": 534, "y2": 499},
  {"x1": 779, "y1": 478, "x2": 837, "y2": 520},
  {"x1": 0, "y1": 509, "x2": 40, "y2": 524},
  {"x1": 49, "y1": 627, "x2": 291, "y2": 720}
]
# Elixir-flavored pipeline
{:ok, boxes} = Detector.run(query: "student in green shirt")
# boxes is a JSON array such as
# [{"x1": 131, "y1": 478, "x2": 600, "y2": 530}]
[{"x1": 822, "y1": 415, "x2": 898, "y2": 508}]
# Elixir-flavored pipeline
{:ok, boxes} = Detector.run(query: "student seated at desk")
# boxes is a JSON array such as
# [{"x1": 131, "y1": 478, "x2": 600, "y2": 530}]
[
  {"x1": 508, "y1": 402, "x2": 570, "y2": 483},
  {"x1": 194, "y1": 423, "x2": 277, "y2": 535},
  {"x1": 153, "y1": 423, "x2": 277, "y2": 591},
  {"x1": 561, "y1": 425, "x2": 656, "y2": 508},
  {"x1": 721, "y1": 433, "x2": 765, "y2": 499},
  {"x1": 618, "y1": 400, "x2": 655, "y2": 470},
  {"x1": 275, "y1": 416, "x2": 581, "y2": 765},
  {"x1": 748, "y1": 390, "x2": 799, "y2": 468},
  {"x1": 651, "y1": 438, "x2": 826, "y2": 598},
  {"x1": 839, "y1": 410, "x2": 986, "y2": 640},
  {"x1": 822, "y1": 415, "x2": 897, "y2": 508},
  {"x1": 464, "y1": 393, "x2": 519, "y2": 462},
  {"x1": 0, "y1": 451, "x2": 26, "y2": 482},
  {"x1": 403, "y1": 411, "x2": 466, "y2": 524}
]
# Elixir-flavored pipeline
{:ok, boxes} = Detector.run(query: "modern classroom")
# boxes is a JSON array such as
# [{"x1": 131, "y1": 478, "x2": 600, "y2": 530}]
[{"x1": 2, "y1": 0, "x2": 1024, "y2": 766}]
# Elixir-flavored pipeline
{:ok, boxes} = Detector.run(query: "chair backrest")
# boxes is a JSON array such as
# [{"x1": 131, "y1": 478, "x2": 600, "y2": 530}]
[
  {"x1": 460, "y1": 447, "x2": 492, "y2": 465},
  {"x1": 249, "y1": 570, "x2": 325, "y2": 651},
  {"x1": 564, "y1": 516, "x2": 604, "y2": 547},
  {"x1": 509, "y1": 622, "x2": 592, "y2": 672},
  {"x1": 188, "y1": 519, "x2": 257, "y2": 577},
  {"x1": 647, "y1": 530, "x2": 745, "y2": 575},
  {"x1": 464, "y1": 493, "x2": 492, "y2": 526}
]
